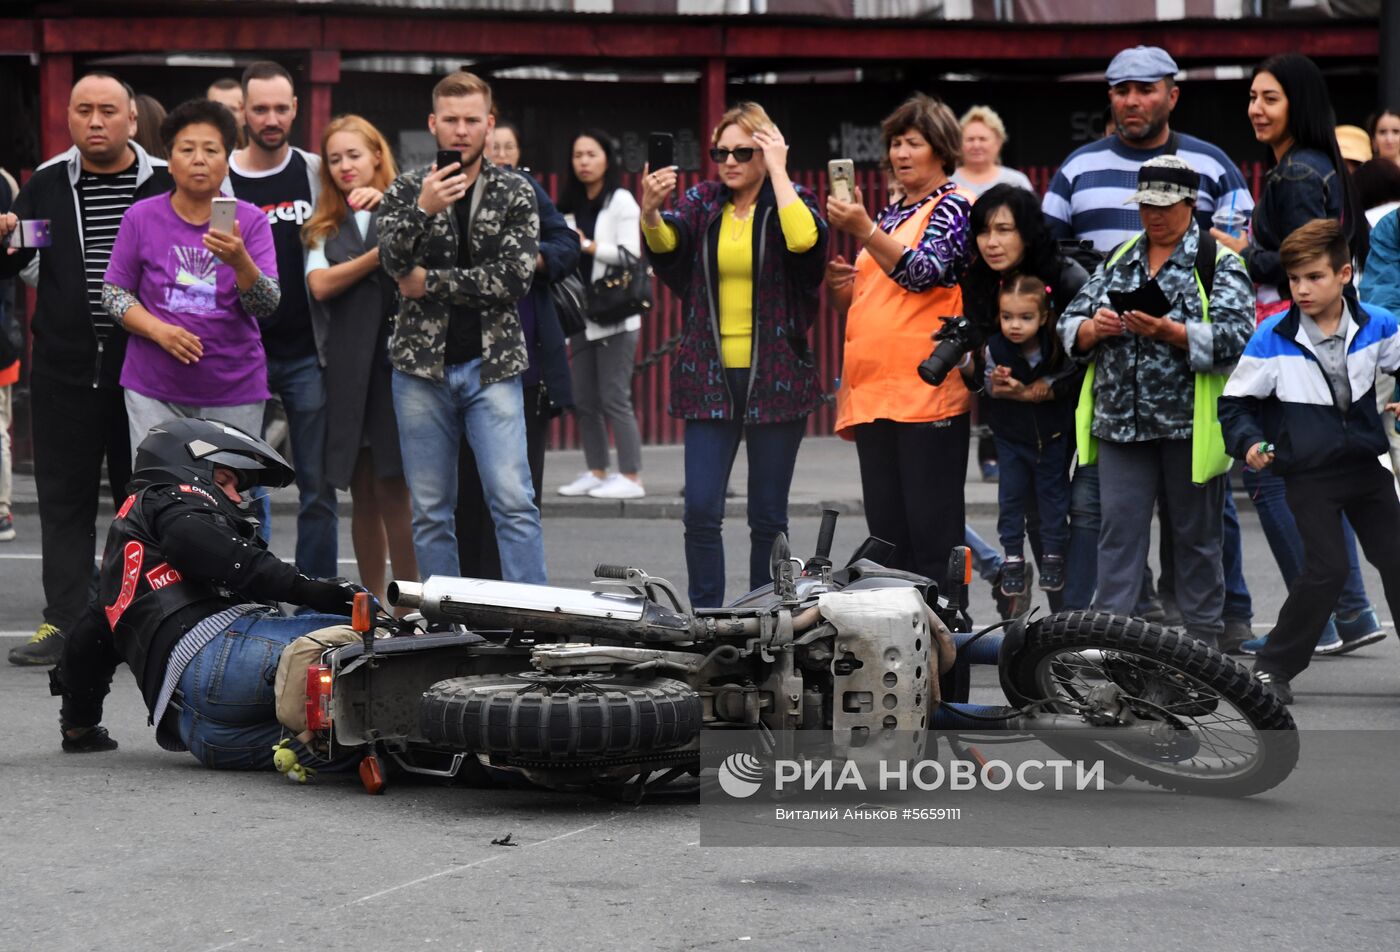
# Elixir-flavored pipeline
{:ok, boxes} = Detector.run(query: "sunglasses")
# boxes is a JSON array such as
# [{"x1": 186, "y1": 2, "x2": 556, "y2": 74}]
[{"x1": 709, "y1": 147, "x2": 762, "y2": 163}]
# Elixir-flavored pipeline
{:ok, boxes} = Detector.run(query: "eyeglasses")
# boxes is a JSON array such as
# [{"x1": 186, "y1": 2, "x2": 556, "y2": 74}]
[{"x1": 709, "y1": 147, "x2": 762, "y2": 164}]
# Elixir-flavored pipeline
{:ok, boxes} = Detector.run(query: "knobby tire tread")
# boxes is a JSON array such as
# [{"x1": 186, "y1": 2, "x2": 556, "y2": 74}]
[
  {"x1": 421, "y1": 674, "x2": 703, "y2": 758},
  {"x1": 1005, "y1": 610, "x2": 1299, "y2": 797}
]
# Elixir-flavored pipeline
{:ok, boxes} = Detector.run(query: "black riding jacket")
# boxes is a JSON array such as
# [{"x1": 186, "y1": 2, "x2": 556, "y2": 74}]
[{"x1": 57, "y1": 481, "x2": 311, "y2": 733}]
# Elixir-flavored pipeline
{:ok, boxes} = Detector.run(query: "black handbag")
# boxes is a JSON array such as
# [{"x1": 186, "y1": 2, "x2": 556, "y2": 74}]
[
  {"x1": 550, "y1": 272, "x2": 588, "y2": 337},
  {"x1": 586, "y1": 246, "x2": 653, "y2": 326}
]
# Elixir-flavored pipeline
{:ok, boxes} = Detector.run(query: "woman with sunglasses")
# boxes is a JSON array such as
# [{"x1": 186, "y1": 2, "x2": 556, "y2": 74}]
[{"x1": 641, "y1": 102, "x2": 828, "y2": 608}]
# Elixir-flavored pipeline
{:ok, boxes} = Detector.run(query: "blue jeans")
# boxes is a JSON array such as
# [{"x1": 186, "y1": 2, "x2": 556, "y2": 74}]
[
  {"x1": 265, "y1": 354, "x2": 339, "y2": 578},
  {"x1": 683, "y1": 369, "x2": 806, "y2": 608},
  {"x1": 393, "y1": 362, "x2": 546, "y2": 584},
  {"x1": 995, "y1": 435, "x2": 1071, "y2": 559},
  {"x1": 1221, "y1": 490, "x2": 1253, "y2": 622},
  {"x1": 1242, "y1": 466, "x2": 1369, "y2": 615},
  {"x1": 175, "y1": 612, "x2": 359, "y2": 770},
  {"x1": 965, "y1": 525, "x2": 1002, "y2": 583}
]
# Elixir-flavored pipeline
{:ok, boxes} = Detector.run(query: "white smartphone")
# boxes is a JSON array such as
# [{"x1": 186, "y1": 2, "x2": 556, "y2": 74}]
[
  {"x1": 828, "y1": 159, "x2": 856, "y2": 204},
  {"x1": 209, "y1": 197, "x2": 237, "y2": 234}
]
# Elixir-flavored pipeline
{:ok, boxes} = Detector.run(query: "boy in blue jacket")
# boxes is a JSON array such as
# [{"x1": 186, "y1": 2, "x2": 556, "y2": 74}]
[{"x1": 1219, "y1": 219, "x2": 1400, "y2": 704}]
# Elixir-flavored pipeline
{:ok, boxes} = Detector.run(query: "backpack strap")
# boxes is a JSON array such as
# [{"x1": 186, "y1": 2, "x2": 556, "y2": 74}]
[{"x1": 1194, "y1": 226, "x2": 1217, "y2": 299}]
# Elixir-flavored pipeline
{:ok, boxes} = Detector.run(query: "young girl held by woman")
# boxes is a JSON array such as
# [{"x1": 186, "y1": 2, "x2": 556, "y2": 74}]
[{"x1": 967, "y1": 274, "x2": 1082, "y2": 599}]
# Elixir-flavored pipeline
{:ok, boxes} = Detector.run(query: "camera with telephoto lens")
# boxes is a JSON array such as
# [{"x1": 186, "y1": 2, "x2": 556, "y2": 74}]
[{"x1": 917, "y1": 315, "x2": 980, "y2": 387}]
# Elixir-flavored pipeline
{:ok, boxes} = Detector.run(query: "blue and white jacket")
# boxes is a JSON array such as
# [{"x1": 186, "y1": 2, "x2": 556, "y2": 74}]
[{"x1": 1218, "y1": 290, "x2": 1400, "y2": 475}]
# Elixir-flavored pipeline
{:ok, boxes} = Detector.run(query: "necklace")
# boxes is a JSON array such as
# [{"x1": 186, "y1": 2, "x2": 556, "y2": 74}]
[{"x1": 729, "y1": 204, "x2": 753, "y2": 240}]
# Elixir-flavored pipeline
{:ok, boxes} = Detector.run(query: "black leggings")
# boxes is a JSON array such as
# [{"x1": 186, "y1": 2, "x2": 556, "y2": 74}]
[{"x1": 854, "y1": 414, "x2": 970, "y2": 582}]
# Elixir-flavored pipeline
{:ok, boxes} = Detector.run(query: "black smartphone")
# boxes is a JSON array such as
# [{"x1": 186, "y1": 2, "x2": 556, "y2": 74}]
[
  {"x1": 436, "y1": 149, "x2": 463, "y2": 174},
  {"x1": 1108, "y1": 279, "x2": 1172, "y2": 320},
  {"x1": 647, "y1": 132, "x2": 675, "y2": 171}
]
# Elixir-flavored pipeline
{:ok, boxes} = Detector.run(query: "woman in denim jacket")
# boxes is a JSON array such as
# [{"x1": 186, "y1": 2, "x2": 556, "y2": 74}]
[
  {"x1": 1210, "y1": 52, "x2": 1385, "y2": 656},
  {"x1": 1211, "y1": 53, "x2": 1369, "y2": 319}
]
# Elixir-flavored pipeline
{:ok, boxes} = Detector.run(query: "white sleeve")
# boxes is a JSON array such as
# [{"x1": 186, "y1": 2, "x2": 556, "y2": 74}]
[
  {"x1": 591, "y1": 189, "x2": 642, "y2": 266},
  {"x1": 304, "y1": 237, "x2": 328, "y2": 276}
]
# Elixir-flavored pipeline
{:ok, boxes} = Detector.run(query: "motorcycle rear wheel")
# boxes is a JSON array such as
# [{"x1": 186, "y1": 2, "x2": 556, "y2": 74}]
[
  {"x1": 420, "y1": 672, "x2": 703, "y2": 759},
  {"x1": 1001, "y1": 611, "x2": 1299, "y2": 797}
]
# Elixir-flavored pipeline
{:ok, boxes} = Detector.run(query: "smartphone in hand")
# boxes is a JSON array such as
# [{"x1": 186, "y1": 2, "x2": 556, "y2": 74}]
[
  {"x1": 647, "y1": 133, "x2": 675, "y2": 172},
  {"x1": 828, "y1": 159, "x2": 856, "y2": 204},
  {"x1": 209, "y1": 197, "x2": 237, "y2": 234},
  {"x1": 6, "y1": 219, "x2": 52, "y2": 248},
  {"x1": 436, "y1": 149, "x2": 464, "y2": 174}
]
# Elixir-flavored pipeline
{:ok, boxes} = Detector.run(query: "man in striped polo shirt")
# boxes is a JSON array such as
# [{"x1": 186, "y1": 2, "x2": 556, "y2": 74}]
[
  {"x1": 1043, "y1": 46, "x2": 1255, "y2": 253},
  {"x1": 0, "y1": 72, "x2": 171, "y2": 666}
]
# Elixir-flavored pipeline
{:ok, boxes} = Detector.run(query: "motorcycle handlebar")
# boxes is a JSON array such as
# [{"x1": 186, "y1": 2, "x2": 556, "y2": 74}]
[{"x1": 813, "y1": 509, "x2": 839, "y2": 565}]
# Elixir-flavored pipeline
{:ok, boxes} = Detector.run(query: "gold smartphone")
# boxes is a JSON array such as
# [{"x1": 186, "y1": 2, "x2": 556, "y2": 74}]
[{"x1": 828, "y1": 159, "x2": 856, "y2": 203}]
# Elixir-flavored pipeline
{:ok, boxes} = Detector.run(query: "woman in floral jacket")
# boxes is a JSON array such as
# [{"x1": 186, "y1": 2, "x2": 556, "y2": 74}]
[{"x1": 642, "y1": 102, "x2": 828, "y2": 608}]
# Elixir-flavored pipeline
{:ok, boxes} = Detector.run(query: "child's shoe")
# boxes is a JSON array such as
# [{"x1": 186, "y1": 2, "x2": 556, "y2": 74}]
[
  {"x1": 1038, "y1": 555, "x2": 1065, "y2": 592},
  {"x1": 1000, "y1": 557, "x2": 1027, "y2": 597}
]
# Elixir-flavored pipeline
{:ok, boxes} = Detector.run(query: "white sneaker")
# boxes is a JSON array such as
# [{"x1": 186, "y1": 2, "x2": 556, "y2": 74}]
[
  {"x1": 588, "y1": 473, "x2": 646, "y2": 500},
  {"x1": 558, "y1": 472, "x2": 604, "y2": 496}
]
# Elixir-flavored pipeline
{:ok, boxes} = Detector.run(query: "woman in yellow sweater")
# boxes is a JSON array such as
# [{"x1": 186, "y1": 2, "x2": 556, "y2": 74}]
[{"x1": 641, "y1": 102, "x2": 829, "y2": 608}]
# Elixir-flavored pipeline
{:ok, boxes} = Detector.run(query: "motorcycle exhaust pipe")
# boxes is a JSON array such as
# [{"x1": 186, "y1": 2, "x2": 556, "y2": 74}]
[
  {"x1": 387, "y1": 580, "x2": 423, "y2": 611},
  {"x1": 388, "y1": 575, "x2": 696, "y2": 642}
]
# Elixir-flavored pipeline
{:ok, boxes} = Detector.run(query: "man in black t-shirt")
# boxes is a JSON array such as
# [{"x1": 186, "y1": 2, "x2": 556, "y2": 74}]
[
  {"x1": 225, "y1": 61, "x2": 338, "y2": 579},
  {"x1": 0, "y1": 72, "x2": 172, "y2": 665}
]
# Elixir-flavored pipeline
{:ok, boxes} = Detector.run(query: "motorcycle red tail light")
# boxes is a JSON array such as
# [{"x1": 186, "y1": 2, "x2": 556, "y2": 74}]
[{"x1": 305, "y1": 664, "x2": 333, "y2": 731}]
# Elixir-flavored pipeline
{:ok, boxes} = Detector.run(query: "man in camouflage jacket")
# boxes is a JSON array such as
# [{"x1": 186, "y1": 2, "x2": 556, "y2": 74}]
[
  {"x1": 1057, "y1": 156, "x2": 1253, "y2": 649},
  {"x1": 376, "y1": 71, "x2": 547, "y2": 584}
]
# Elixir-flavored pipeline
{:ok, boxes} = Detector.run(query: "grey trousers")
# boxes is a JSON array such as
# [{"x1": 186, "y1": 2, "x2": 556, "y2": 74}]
[
  {"x1": 125, "y1": 390, "x2": 266, "y2": 464},
  {"x1": 570, "y1": 329, "x2": 643, "y2": 474},
  {"x1": 1094, "y1": 437, "x2": 1226, "y2": 642}
]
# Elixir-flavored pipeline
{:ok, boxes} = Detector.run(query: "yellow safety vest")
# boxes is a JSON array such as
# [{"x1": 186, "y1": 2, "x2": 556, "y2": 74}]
[{"x1": 1074, "y1": 234, "x2": 1235, "y2": 486}]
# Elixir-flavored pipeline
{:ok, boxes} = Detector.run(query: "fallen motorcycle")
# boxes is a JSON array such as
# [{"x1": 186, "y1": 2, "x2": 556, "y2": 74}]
[{"x1": 309, "y1": 511, "x2": 1297, "y2": 798}]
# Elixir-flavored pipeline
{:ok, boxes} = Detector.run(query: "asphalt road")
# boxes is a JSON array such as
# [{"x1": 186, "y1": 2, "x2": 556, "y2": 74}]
[{"x1": 2, "y1": 508, "x2": 1398, "y2": 951}]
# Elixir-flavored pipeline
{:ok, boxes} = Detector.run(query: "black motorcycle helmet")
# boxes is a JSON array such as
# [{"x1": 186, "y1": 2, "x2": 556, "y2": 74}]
[{"x1": 132, "y1": 418, "x2": 294, "y2": 494}]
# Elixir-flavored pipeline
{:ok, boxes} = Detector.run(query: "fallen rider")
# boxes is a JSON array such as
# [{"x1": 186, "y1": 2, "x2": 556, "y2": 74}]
[{"x1": 52, "y1": 418, "x2": 364, "y2": 770}]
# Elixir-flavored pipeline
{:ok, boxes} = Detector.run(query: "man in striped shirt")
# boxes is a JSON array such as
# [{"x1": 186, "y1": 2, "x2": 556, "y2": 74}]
[
  {"x1": 1042, "y1": 46, "x2": 1254, "y2": 253},
  {"x1": 0, "y1": 72, "x2": 171, "y2": 666}
]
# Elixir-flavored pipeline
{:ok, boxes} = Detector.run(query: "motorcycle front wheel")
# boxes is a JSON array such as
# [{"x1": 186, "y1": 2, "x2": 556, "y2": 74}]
[{"x1": 1000, "y1": 611, "x2": 1299, "y2": 797}]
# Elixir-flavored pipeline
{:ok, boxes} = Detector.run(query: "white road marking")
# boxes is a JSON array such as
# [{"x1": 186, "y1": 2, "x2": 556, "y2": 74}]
[
  {"x1": 348, "y1": 821, "x2": 603, "y2": 905},
  {"x1": 198, "y1": 820, "x2": 611, "y2": 951}
]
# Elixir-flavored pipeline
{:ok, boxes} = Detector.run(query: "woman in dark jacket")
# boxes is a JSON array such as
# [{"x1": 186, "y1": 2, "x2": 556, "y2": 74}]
[
  {"x1": 641, "y1": 102, "x2": 828, "y2": 608},
  {"x1": 1212, "y1": 52, "x2": 1369, "y2": 320},
  {"x1": 960, "y1": 183, "x2": 1087, "y2": 613},
  {"x1": 303, "y1": 114, "x2": 416, "y2": 604}
]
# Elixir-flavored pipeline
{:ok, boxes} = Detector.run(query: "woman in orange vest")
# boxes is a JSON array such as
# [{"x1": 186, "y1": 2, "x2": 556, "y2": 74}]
[{"x1": 827, "y1": 93, "x2": 975, "y2": 581}]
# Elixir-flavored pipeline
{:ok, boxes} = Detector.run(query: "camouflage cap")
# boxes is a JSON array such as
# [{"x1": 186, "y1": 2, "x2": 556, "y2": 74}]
[{"x1": 1125, "y1": 154, "x2": 1199, "y2": 207}]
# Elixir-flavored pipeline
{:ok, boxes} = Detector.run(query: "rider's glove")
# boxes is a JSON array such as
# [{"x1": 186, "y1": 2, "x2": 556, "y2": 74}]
[{"x1": 289, "y1": 576, "x2": 361, "y2": 616}]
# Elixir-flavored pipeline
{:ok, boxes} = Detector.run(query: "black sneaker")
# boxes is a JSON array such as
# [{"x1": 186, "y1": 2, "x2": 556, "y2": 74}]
[
  {"x1": 61, "y1": 726, "x2": 119, "y2": 753},
  {"x1": 1000, "y1": 558, "x2": 1027, "y2": 597},
  {"x1": 1159, "y1": 592, "x2": 1185, "y2": 627},
  {"x1": 1255, "y1": 671, "x2": 1294, "y2": 705},
  {"x1": 8, "y1": 623, "x2": 65, "y2": 667},
  {"x1": 1219, "y1": 619, "x2": 1254, "y2": 655},
  {"x1": 1039, "y1": 555, "x2": 1065, "y2": 592}
]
